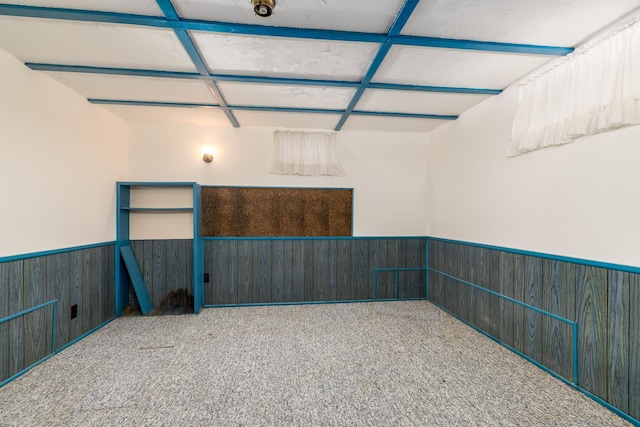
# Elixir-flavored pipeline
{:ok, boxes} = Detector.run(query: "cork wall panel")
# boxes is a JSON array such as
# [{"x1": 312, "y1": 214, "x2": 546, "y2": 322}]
[{"x1": 202, "y1": 187, "x2": 352, "y2": 237}]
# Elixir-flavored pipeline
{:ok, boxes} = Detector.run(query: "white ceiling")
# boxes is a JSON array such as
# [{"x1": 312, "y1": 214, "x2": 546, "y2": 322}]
[{"x1": 0, "y1": 0, "x2": 638, "y2": 132}]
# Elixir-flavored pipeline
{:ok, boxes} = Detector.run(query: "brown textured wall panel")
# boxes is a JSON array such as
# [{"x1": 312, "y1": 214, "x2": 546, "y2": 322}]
[{"x1": 202, "y1": 187, "x2": 352, "y2": 237}]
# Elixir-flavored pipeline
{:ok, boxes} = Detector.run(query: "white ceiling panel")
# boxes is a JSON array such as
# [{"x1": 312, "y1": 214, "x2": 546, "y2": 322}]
[
  {"x1": 0, "y1": 0, "x2": 163, "y2": 16},
  {"x1": 218, "y1": 82, "x2": 355, "y2": 109},
  {"x1": 373, "y1": 46, "x2": 553, "y2": 89},
  {"x1": 357, "y1": 90, "x2": 492, "y2": 116},
  {"x1": 402, "y1": 0, "x2": 640, "y2": 46},
  {"x1": 0, "y1": 16, "x2": 197, "y2": 72},
  {"x1": 43, "y1": 72, "x2": 217, "y2": 104},
  {"x1": 342, "y1": 116, "x2": 449, "y2": 133},
  {"x1": 191, "y1": 32, "x2": 377, "y2": 81},
  {"x1": 234, "y1": 111, "x2": 340, "y2": 129},
  {"x1": 100, "y1": 105, "x2": 230, "y2": 126},
  {"x1": 173, "y1": 0, "x2": 404, "y2": 33}
]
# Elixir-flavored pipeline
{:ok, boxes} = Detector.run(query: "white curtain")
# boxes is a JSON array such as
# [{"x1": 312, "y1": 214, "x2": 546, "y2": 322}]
[
  {"x1": 271, "y1": 130, "x2": 346, "y2": 176},
  {"x1": 509, "y1": 13, "x2": 640, "y2": 157}
]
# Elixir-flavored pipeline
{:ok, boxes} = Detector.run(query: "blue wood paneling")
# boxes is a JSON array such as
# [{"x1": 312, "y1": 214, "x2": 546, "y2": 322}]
[
  {"x1": 427, "y1": 238, "x2": 640, "y2": 424},
  {"x1": 1, "y1": 244, "x2": 114, "y2": 385},
  {"x1": 204, "y1": 238, "x2": 426, "y2": 305}
]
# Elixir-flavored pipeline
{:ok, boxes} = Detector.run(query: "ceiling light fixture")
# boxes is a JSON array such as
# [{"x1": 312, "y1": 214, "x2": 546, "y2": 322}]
[{"x1": 252, "y1": 0, "x2": 275, "y2": 17}]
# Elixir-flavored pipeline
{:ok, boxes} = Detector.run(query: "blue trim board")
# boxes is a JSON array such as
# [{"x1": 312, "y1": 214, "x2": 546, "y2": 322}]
[
  {"x1": 117, "y1": 181, "x2": 197, "y2": 187},
  {"x1": 0, "y1": 241, "x2": 115, "y2": 263},
  {"x1": 202, "y1": 236, "x2": 428, "y2": 241},
  {"x1": 88, "y1": 99, "x2": 457, "y2": 120},
  {"x1": 26, "y1": 63, "x2": 501, "y2": 95},
  {"x1": 0, "y1": 4, "x2": 573, "y2": 56},
  {"x1": 204, "y1": 297, "x2": 426, "y2": 309},
  {"x1": 119, "y1": 246, "x2": 153, "y2": 315},
  {"x1": 202, "y1": 185, "x2": 354, "y2": 191},
  {"x1": 428, "y1": 236, "x2": 640, "y2": 274}
]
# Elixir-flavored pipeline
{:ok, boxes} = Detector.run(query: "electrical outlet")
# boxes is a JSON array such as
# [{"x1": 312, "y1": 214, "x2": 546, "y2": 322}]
[
  {"x1": 71, "y1": 304, "x2": 78, "y2": 319},
  {"x1": 204, "y1": 273, "x2": 210, "y2": 283}
]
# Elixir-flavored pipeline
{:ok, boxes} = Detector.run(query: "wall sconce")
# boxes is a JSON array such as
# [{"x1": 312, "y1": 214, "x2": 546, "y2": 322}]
[{"x1": 202, "y1": 146, "x2": 214, "y2": 163}]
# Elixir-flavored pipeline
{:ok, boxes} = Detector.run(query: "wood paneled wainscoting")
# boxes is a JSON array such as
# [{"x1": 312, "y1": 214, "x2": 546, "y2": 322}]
[
  {"x1": 204, "y1": 237, "x2": 427, "y2": 306},
  {"x1": 427, "y1": 238, "x2": 640, "y2": 425},
  {"x1": 0, "y1": 243, "x2": 115, "y2": 386}
]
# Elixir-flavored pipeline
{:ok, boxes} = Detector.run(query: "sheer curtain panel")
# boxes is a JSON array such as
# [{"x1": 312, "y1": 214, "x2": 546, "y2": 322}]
[
  {"x1": 509, "y1": 13, "x2": 640, "y2": 156},
  {"x1": 271, "y1": 130, "x2": 346, "y2": 176}
]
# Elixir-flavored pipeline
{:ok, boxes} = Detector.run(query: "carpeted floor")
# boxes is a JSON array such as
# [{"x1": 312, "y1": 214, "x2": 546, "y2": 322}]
[{"x1": 0, "y1": 301, "x2": 632, "y2": 426}]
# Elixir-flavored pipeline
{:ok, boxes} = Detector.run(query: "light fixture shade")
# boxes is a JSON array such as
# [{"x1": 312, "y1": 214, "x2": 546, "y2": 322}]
[
  {"x1": 202, "y1": 145, "x2": 214, "y2": 163},
  {"x1": 252, "y1": 0, "x2": 275, "y2": 17}
]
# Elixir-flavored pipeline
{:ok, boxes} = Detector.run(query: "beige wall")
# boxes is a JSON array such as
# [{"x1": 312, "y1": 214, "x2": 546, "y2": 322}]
[
  {"x1": 427, "y1": 85, "x2": 640, "y2": 266},
  {"x1": 127, "y1": 123, "x2": 429, "y2": 238},
  {"x1": 0, "y1": 48, "x2": 129, "y2": 257}
]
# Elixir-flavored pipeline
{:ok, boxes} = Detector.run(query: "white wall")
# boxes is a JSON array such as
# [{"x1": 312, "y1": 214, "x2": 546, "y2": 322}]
[
  {"x1": 0, "y1": 48, "x2": 129, "y2": 257},
  {"x1": 128, "y1": 123, "x2": 429, "y2": 238},
  {"x1": 427, "y1": 85, "x2": 640, "y2": 266}
]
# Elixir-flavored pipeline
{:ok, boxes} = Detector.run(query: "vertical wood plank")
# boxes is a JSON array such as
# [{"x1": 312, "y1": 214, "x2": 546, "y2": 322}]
[
  {"x1": 7, "y1": 261, "x2": 24, "y2": 378},
  {"x1": 488, "y1": 250, "x2": 500, "y2": 337},
  {"x1": 523, "y1": 256, "x2": 543, "y2": 364},
  {"x1": 498, "y1": 252, "x2": 514, "y2": 347},
  {"x1": 271, "y1": 240, "x2": 285, "y2": 303},
  {"x1": 445, "y1": 243, "x2": 458, "y2": 314},
  {"x1": 47, "y1": 252, "x2": 69, "y2": 350},
  {"x1": 302, "y1": 240, "x2": 315, "y2": 301},
  {"x1": 576, "y1": 265, "x2": 608, "y2": 399},
  {"x1": 315, "y1": 240, "x2": 330, "y2": 301},
  {"x1": 457, "y1": 244, "x2": 469, "y2": 322},
  {"x1": 152, "y1": 240, "x2": 166, "y2": 309},
  {"x1": 237, "y1": 240, "x2": 252, "y2": 304},
  {"x1": 512, "y1": 254, "x2": 525, "y2": 353},
  {"x1": 377, "y1": 240, "x2": 393, "y2": 299},
  {"x1": 69, "y1": 252, "x2": 83, "y2": 340},
  {"x1": 467, "y1": 246, "x2": 480, "y2": 328},
  {"x1": 433, "y1": 240, "x2": 445, "y2": 305},
  {"x1": 282, "y1": 240, "x2": 293, "y2": 302},
  {"x1": 23, "y1": 257, "x2": 48, "y2": 366},
  {"x1": 402, "y1": 240, "x2": 424, "y2": 298},
  {"x1": 106, "y1": 244, "x2": 115, "y2": 320},
  {"x1": 256, "y1": 240, "x2": 271, "y2": 303},
  {"x1": 476, "y1": 247, "x2": 492, "y2": 332},
  {"x1": 142, "y1": 240, "x2": 153, "y2": 308},
  {"x1": 99, "y1": 245, "x2": 111, "y2": 323},
  {"x1": 629, "y1": 273, "x2": 640, "y2": 421},
  {"x1": 336, "y1": 240, "x2": 350, "y2": 301},
  {"x1": 204, "y1": 241, "x2": 215, "y2": 305},
  {"x1": 542, "y1": 259, "x2": 575, "y2": 380},
  {"x1": 0, "y1": 262, "x2": 12, "y2": 381},
  {"x1": 349, "y1": 240, "x2": 366, "y2": 300},
  {"x1": 607, "y1": 270, "x2": 629, "y2": 412},
  {"x1": 326, "y1": 240, "x2": 338, "y2": 301},
  {"x1": 367, "y1": 239, "x2": 380, "y2": 300},
  {"x1": 213, "y1": 240, "x2": 237, "y2": 305},
  {"x1": 90, "y1": 247, "x2": 102, "y2": 329},
  {"x1": 167, "y1": 239, "x2": 184, "y2": 303},
  {"x1": 82, "y1": 249, "x2": 92, "y2": 332}
]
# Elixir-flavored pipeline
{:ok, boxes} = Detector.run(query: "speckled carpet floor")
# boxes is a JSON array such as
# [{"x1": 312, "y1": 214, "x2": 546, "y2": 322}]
[{"x1": 0, "y1": 301, "x2": 632, "y2": 426}]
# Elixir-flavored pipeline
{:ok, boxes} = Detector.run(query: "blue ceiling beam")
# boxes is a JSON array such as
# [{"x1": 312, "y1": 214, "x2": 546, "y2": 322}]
[
  {"x1": 154, "y1": 0, "x2": 239, "y2": 128},
  {"x1": 89, "y1": 99, "x2": 219, "y2": 108},
  {"x1": 87, "y1": 99, "x2": 458, "y2": 121},
  {"x1": 0, "y1": 4, "x2": 573, "y2": 56},
  {"x1": 352, "y1": 110, "x2": 457, "y2": 120},
  {"x1": 367, "y1": 82, "x2": 501, "y2": 95},
  {"x1": 26, "y1": 63, "x2": 502, "y2": 95},
  {"x1": 395, "y1": 36, "x2": 573, "y2": 56},
  {"x1": 335, "y1": 0, "x2": 421, "y2": 131}
]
